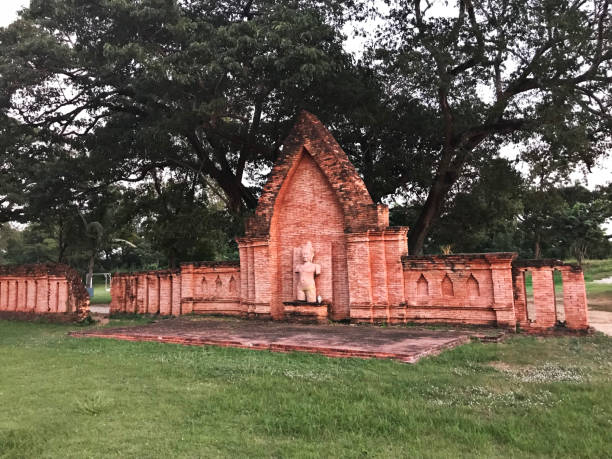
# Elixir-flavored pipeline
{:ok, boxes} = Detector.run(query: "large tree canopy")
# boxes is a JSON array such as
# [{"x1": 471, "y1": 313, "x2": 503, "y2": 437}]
[
  {"x1": 0, "y1": 0, "x2": 365, "y2": 211},
  {"x1": 377, "y1": 0, "x2": 611, "y2": 253},
  {"x1": 0, "y1": 0, "x2": 610, "y2": 263}
]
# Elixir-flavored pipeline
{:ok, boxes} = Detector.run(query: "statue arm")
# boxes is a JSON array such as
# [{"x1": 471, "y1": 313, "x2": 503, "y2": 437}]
[{"x1": 315, "y1": 264, "x2": 321, "y2": 276}]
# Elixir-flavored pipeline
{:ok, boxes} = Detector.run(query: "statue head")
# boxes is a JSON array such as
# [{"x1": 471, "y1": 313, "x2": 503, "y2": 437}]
[{"x1": 301, "y1": 241, "x2": 314, "y2": 263}]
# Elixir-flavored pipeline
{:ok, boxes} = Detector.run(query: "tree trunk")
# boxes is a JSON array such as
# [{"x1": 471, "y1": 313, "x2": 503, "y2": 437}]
[
  {"x1": 408, "y1": 169, "x2": 456, "y2": 255},
  {"x1": 534, "y1": 234, "x2": 541, "y2": 259},
  {"x1": 86, "y1": 252, "x2": 95, "y2": 289},
  {"x1": 215, "y1": 170, "x2": 258, "y2": 212}
]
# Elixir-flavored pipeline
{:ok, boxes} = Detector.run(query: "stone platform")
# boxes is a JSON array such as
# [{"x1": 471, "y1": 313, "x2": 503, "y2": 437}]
[{"x1": 70, "y1": 317, "x2": 473, "y2": 363}]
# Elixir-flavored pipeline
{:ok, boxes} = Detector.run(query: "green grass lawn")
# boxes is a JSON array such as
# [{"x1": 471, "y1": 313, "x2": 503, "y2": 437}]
[
  {"x1": 1, "y1": 319, "x2": 611, "y2": 458},
  {"x1": 583, "y1": 259, "x2": 612, "y2": 312},
  {"x1": 90, "y1": 280, "x2": 111, "y2": 304}
]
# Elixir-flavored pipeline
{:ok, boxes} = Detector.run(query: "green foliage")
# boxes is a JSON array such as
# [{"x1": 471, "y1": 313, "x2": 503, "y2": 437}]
[
  {"x1": 519, "y1": 184, "x2": 612, "y2": 260},
  {"x1": 430, "y1": 158, "x2": 525, "y2": 253},
  {"x1": 0, "y1": 0, "x2": 610, "y2": 262},
  {"x1": 0, "y1": 0, "x2": 361, "y2": 212},
  {"x1": 375, "y1": 0, "x2": 611, "y2": 253}
]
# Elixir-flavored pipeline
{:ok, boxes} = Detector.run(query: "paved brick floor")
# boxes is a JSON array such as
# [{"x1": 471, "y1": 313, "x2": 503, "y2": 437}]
[{"x1": 70, "y1": 317, "x2": 474, "y2": 363}]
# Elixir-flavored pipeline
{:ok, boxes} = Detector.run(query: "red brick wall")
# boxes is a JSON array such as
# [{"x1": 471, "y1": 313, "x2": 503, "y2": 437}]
[
  {"x1": 268, "y1": 150, "x2": 350, "y2": 319},
  {"x1": 347, "y1": 228, "x2": 409, "y2": 323},
  {"x1": 0, "y1": 263, "x2": 89, "y2": 321},
  {"x1": 110, "y1": 262, "x2": 241, "y2": 317},
  {"x1": 107, "y1": 111, "x2": 591, "y2": 332},
  {"x1": 512, "y1": 260, "x2": 589, "y2": 331},
  {"x1": 399, "y1": 253, "x2": 517, "y2": 327},
  {"x1": 245, "y1": 111, "x2": 386, "y2": 238},
  {"x1": 183, "y1": 261, "x2": 242, "y2": 316},
  {"x1": 110, "y1": 269, "x2": 180, "y2": 315},
  {"x1": 109, "y1": 253, "x2": 590, "y2": 332}
]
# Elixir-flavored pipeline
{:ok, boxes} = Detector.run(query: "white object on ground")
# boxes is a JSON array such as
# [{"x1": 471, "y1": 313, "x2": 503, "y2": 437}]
[{"x1": 593, "y1": 276, "x2": 612, "y2": 284}]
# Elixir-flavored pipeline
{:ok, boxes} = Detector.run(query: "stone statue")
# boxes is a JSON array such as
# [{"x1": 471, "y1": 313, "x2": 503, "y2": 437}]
[{"x1": 295, "y1": 241, "x2": 321, "y2": 302}]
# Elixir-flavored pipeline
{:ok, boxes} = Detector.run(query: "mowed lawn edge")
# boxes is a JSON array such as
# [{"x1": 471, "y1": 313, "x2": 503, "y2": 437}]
[{"x1": 1, "y1": 319, "x2": 611, "y2": 458}]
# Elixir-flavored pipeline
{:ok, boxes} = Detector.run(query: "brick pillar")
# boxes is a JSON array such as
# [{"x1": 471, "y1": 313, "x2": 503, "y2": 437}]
[
  {"x1": 48, "y1": 279, "x2": 59, "y2": 312},
  {"x1": 253, "y1": 240, "x2": 272, "y2": 318},
  {"x1": 0, "y1": 280, "x2": 8, "y2": 309},
  {"x1": 171, "y1": 274, "x2": 182, "y2": 316},
  {"x1": 57, "y1": 280, "x2": 69, "y2": 313},
  {"x1": 560, "y1": 267, "x2": 589, "y2": 330},
  {"x1": 159, "y1": 275, "x2": 171, "y2": 316},
  {"x1": 135, "y1": 274, "x2": 148, "y2": 314},
  {"x1": 25, "y1": 279, "x2": 37, "y2": 311},
  {"x1": 110, "y1": 276, "x2": 122, "y2": 314},
  {"x1": 238, "y1": 242, "x2": 249, "y2": 307},
  {"x1": 16, "y1": 279, "x2": 25, "y2": 310},
  {"x1": 384, "y1": 229, "x2": 408, "y2": 323},
  {"x1": 512, "y1": 268, "x2": 529, "y2": 328},
  {"x1": 368, "y1": 232, "x2": 388, "y2": 305},
  {"x1": 489, "y1": 257, "x2": 516, "y2": 329},
  {"x1": 531, "y1": 268, "x2": 556, "y2": 328},
  {"x1": 147, "y1": 274, "x2": 159, "y2": 314},
  {"x1": 180, "y1": 264, "x2": 194, "y2": 314},
  {"x1": 36, "y1": 276, "x2": 49, "y2": 313},
  {"x1": 346, "y1": 233, "x2": 373, "y2": 322},
  {"x1": 247, "y1": 246, "x2": 255, "y2": 304}
]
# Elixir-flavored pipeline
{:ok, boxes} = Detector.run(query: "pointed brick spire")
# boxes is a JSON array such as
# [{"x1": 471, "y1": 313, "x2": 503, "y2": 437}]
[{"x1": 245, "y1": 111, "x2": 387, "y2": 237}]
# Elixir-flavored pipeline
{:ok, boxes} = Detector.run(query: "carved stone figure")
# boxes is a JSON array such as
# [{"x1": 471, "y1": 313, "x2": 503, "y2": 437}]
[{"x1": 295, "y1": 241, "x2": 321, "y2": 302}]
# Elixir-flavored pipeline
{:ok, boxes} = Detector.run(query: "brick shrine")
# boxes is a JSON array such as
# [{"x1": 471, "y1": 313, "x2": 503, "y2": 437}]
[
  {"x1": 0, "y1": 112, "x2": 586, "y2": 331},
  {"x1": 108, "y1": 111, "x2": 590, "y2": 331}
]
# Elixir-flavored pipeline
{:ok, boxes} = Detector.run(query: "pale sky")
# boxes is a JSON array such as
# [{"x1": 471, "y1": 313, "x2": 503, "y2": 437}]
[{"x1": 1, "y1": 0, "x2": 610, "y2": 189}]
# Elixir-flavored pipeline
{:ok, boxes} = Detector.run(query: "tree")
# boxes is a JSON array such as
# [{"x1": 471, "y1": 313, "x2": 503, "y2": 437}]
[
  {"x1": 0, "y1": 0, "x2": 361, "y2": 213},
  {"x1": 428, "y1": 157, "x2": 525, "y2": 253},
  {"x1": 377, "y1": 0, "x2": 611, "y2": 254},
  {"x1": 517, "y1": 184, "x2": 612, "y2": 261},
  {"x1": 132, "y1": 171, "x2": 240, "y2": 267}
]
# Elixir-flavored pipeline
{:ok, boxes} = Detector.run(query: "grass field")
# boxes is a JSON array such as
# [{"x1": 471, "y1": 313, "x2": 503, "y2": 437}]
[
  {"x1": 90, "y1": 280, "x2": 111, "y2": 304},
  {"x1": 583, "y1": 259, "x2": 612, "y2": 312},
  {"x1": 1, "y1": 319, "x2": 611, "y2": 458}
]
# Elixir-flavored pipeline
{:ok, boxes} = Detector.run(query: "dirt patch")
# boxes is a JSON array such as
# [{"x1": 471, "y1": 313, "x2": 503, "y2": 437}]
[
  {"x1": 588, "y1": 310, "x2": 612, "y2": 336},
  {"x1": 588, "y1": 296, "x2": 612, "y2": 312}
]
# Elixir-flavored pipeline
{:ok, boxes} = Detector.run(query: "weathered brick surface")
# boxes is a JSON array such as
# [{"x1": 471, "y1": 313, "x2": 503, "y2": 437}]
[
  {"x1": 237, "y1": 112, "x2": 408, "y2": 321},
  {"x1": 111, "y1": 263, "x2": 241, "y2": 317},
  {"x1": 0, "y1": 263, "x2": 89, "y2": 321},
  {"x1": 71, "y1": 317, "x2": 472, "y2": 364},
  {"x1": 110, "y1": 269, "x2": 180, "y2": 315},
  {"x1": 107, "y1": 112, "x2": 590, "y2": 332},
  {"x1": 245, "y1": 111, "x2": 387, "y2": 237},
  {"x1": 282, "y1": 301, "x2": 330, "y2": 324},
  {"x1": 512, "y1": 260, "x2": 589, "y2": 331},
  {"x1": 267, "y1": 151, "x2": 350, "y2": 319},
  {"x1": 185, "y1": 262, "x2": 242, "y2": 316},
  {"x1": 400, "y1": 253, "x2": 516, "y2": 327}
]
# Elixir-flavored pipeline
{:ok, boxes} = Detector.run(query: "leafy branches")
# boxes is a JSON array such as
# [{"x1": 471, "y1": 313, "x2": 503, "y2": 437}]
[{"x1": 379, "y1": 0, "x2": 611, "y2": 253}]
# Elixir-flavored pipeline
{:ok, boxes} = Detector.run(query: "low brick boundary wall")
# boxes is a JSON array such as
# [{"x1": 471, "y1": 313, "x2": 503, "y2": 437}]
[
  {"x1": 108, "y1": 255, "x2": 590, "y2": 332},
  {"x1": 0, "y1": 263, "x2": 89, "y2": 321},
  {"x1": 512, "y1": 259, "x2": 589, "y2": 331},
  {"x1": 110, "y1": 269, "x2": 181, "y2": 315},
  {"x1": 110, "y1": 262, "x2": 241, "y2": 317},
  {"x1": 401, "y1": 253, "x2": 517, "y2": 327}
]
